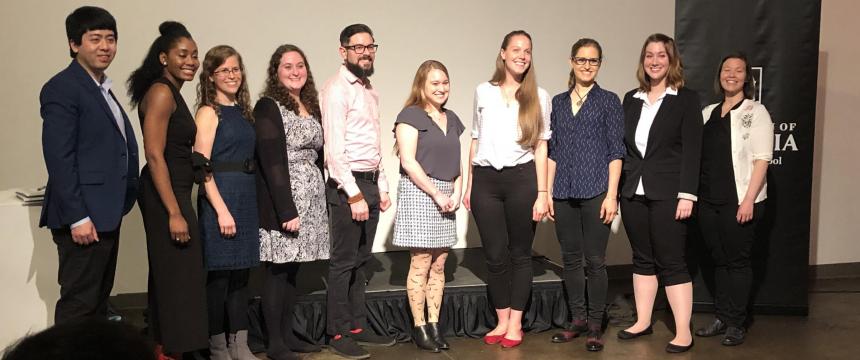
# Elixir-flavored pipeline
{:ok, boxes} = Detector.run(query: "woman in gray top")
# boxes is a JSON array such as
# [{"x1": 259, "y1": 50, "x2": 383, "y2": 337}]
[{"x1": 393, "y1": 60, "x2": 465, "y2": 353}]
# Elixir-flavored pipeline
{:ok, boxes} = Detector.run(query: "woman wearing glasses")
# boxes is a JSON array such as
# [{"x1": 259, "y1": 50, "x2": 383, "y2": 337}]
[
  {"x1": 193, "y1": 45, "x2": 259, "y2": 360},
  {"x1": 546, "y1": 38, "x2": 624, "y2": 352},
  {"x1": 616, "y1": 33, "x2": 702, "y2": 354},
  {"x1": 694, "y1": 52, "x2": 773, "y2": 346},
  {"x1": 464, "y1": 30, "x2": 551, "y2": 348},
  {"x1": 254, "y1": 44, "x2": 329, "y2": 360}
]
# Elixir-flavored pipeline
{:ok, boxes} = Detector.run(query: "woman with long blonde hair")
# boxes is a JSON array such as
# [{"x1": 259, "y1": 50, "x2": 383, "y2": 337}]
[
  {"x1": 463, "y1": 30, "x2": 551, "y2": 348},
  {"x1": 392, "y1": 60, "x2": 465, "y2": 352}
]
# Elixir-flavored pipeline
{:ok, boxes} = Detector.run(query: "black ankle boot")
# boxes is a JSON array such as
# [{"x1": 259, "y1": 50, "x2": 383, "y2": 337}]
[
  {"x1": 427, "y1": 322, "x2": 449, "y2": 350},
  {"x1": 413, "y1": 325, "x2": 440, "y2": 352}
]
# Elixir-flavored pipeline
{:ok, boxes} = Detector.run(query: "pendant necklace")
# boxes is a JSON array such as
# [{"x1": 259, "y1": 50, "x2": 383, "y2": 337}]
[{"x1": 573, "y1": 87, "x2": 588, "y2": 106}]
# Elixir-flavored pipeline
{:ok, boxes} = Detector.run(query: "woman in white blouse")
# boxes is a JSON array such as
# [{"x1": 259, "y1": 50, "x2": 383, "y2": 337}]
[
  {"x1": 694, "y1": 52, "x2": 773, "y2": 347},
  {"x1": 463, "y1": 30, "x2": 550, "y2": 348}
]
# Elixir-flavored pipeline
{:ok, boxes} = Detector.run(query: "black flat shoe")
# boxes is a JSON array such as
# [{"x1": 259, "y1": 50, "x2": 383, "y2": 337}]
[
  {"x1": 721, "y1": 326, "x2": 746, "y2": 346},
  {"x1": 585, "y1": 325, "x2": 604, "y2": 352},
  {"x1": 427, "y1": 322, "x2": 449, "y2": 350},
  {"x1": 412, "y1": 325, "x2": 440, "y2": 353},
  {"x1": 551, "y1": 320, "x2": 587, "y2": 343},
  {"x1": 695, "y1": 318, "x2": 727, "y2": 337},
  {"x1": 616, "y1": 325, "x2": 653, "y2": 340},
  {"x1": 666, "y1": 340, "x2": 694, "y2": 353}
]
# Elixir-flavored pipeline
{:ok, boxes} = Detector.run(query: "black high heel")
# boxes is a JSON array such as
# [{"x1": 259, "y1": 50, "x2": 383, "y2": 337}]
[
  {"x1": 427, "y1": 322, "x2": 450, "y2": 350},
  {"x1": 413, "y1": 325, "x2": 440, "y2": 352}
]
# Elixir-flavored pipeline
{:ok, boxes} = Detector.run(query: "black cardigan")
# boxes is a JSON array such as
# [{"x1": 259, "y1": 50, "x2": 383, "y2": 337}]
[
  {"x1": 620, "y1": 87, "x2": 703, "y2": 200},
  {"x1": 253, "y1": 97, "x2": 325, "y2": 231}
]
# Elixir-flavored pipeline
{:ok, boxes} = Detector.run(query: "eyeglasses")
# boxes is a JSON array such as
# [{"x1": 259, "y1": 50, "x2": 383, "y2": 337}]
[
  {"x1": 344, "y1": 44, "x2": 379, "y2": 54},
  {"x1": 572, "y1": 57, "x2": 601, "y2": 66},
  {"x1": 213, "y1": 67, "x2": 242, "y2": 77}
]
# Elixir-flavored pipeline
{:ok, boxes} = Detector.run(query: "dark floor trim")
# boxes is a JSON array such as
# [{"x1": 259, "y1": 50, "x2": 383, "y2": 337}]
[{"x1": 809, "y1": 262, "x2": 860, "y2": 279}]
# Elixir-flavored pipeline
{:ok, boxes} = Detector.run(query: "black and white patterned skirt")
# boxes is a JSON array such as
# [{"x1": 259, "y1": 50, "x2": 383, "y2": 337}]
[{"x1": 392, "y1": 175, "x2": 457, "y2": 248}]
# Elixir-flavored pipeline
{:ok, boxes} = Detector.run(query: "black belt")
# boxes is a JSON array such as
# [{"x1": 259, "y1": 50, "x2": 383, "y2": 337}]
[
  {"x1": 352, "y1": 170, "x2": 380, "y2": 183},
  {"x1": 211, "y1": 159, "x2": 255, "y2": 174}
]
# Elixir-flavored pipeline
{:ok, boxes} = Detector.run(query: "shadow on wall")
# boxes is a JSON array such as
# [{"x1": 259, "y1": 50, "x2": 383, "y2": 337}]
[
  {"x1": 27, "y1": 206, "x2": 59, "y2": 328},
  {"x1": 809, "y1": 50, "x2": 827, "y2": 264}
]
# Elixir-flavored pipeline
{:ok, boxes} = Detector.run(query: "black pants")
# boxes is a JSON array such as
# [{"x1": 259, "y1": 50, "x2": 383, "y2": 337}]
[
  {"x1": 325, "y1": 177, "x2": 380, "y2": 335},
  {"x1": 554, "y1": 193, "x2": 609, "y2": 324},
  {"x1": 698, "y1": 200, "x2": 764, "y2": 328},
  {"x1": 471, "y1": 162, "x2": 536, "y2": 311},
  {"x1": 262, "y1": 262, "x2": 299, "y2": 355},
  {"x1": 52, "y1": 226, "x2": 120, "y2": 324},
  {"x1": 621, "y1": 196, "x2": 691, "y2": 286},
  {"x1": 207, "y1": 269, "x2": 250, "y2": 335}
]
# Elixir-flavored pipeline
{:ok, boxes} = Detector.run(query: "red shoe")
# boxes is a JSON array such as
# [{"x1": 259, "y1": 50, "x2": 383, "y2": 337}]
[
  {"x1": 154, "y1": 345, "x2": 176, "y2": 360},
  {"x1": 500, "y1": 331, "x2": 524, "y2": 348},
  {"x1": 483, "y1": 333, "x2": 504, "y2": 345}
]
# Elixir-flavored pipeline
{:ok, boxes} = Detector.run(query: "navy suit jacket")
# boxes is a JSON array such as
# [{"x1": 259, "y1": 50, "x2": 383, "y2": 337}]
[{"x1": 39, "y1": 60, "x2": 139, "y2": 231}]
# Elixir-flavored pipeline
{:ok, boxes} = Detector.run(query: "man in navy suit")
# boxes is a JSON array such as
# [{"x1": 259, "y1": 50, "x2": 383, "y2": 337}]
[{"x1": 39, "y1": 6, "x2": 139, "y2": 324}]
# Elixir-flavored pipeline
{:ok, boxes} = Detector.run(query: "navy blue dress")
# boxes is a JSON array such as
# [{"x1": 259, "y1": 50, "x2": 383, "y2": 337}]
[{"x1": 198, "y1": 105, "x2": 260, "y2": 270}]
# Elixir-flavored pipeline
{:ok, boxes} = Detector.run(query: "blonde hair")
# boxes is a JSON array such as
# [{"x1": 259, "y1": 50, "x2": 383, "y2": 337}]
[
  {"x1": 490, "y1": 30, "x2": 542, "y2": 148},
  {"x1": 636, "y1": 33, "x2": 685, "y2": 92},
  {"x1": 403, "y1": 60, "x2": 449, "y2": 110}
]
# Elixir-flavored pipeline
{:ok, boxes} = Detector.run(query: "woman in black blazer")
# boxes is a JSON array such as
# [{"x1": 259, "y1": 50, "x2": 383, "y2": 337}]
[{"x1": 615, "y1": 33, "x2": 702, "y2": 354}]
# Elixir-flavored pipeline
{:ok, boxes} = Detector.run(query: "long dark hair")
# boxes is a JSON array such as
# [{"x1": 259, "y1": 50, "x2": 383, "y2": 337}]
[
  {"x1": 196, "y1": 45, "x2": 253, "y2": 122},
  {"x1": 714, "y1": 51, "x2": 755, "y2": 99},
  {"x1": 127, "y1": 21, "x2": 192, "y2": 107},
  {"x1": 260, "y1": 44, "x2": 321, "y2": 120},
  {"x1": 489, "y1": 30, "x2": 542, "y2": 148}
]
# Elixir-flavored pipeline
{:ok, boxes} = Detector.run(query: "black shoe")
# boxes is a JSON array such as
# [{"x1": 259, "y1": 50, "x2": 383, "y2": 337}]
[
  {"x1": 721, "y1": 326, "x2": 746, "y2": 346},
  {"x1": 616, "y1": 325, "x2": 653, "y2": 340},
  {"x1": 351, "y1": 329, "x2": 396, "y2": 347},
  {"x1": 551, "y1": 320, "x2": 588, "y2": 343},
  {"x1": 412, "y1": 325, "x2": 440, "y2": 352},
  {"x1": 695, "y1": 318, "x2": 727, "y2": 337},
  {"x1": 666, "y1": 340, "x2": 694, "y2": 353},
  {"x1": 266, "y1": 348, "x2": 300, "y2": 360},
  {"x1": 329, "y1": 335, "x2": 370, "y2": 359},
  {"x1": 286, "y1": 332, "x2": 322, "y2": 353},
  {"x1": 585, "y1": 325, "x2": 604, "y2": 352},
  {"x1": 427, "y1": 322, "x2": 449, "y2": 350}
]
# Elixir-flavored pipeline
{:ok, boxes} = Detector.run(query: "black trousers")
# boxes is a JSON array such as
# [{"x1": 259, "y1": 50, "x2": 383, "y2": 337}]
[
  {"x1": 325, "y1": 177, "x2": 380, "y2": 336},
  {"x1": 620, "y1": 196, "x2": 691, "y2": 286},
  {"x1": 554, "y1": 193, "x2": 609, "y2": 324},
  {"x1": 52, "y1": 226, "x2": 120, "y2": 325},
  {"x1": 207, "y1": 269, "x2": 251, "y2": 335},
  {"x1": 698, "y1": 200, "x2": 764, "y2": 328},
  {"x1": 471, "y1": 162, "x2": 537, "y2": 311}
]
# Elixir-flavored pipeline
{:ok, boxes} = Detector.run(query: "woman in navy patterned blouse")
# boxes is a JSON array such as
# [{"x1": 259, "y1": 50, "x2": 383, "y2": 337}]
[{"x1": 546, "y1": 38, "x2": 624, "y2": 352}]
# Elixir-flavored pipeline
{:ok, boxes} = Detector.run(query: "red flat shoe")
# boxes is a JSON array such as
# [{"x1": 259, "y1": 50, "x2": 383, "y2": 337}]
[
  {"x1": 500, "y1": 331, "x2": 524, "y2": 348},
  {"x1": 483, "y1": 333, "x2": 504, "y2": 345}
]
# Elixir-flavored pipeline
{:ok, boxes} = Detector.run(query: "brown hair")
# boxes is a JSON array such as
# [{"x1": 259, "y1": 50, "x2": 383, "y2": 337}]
[
  {"x1": 568, "y1": 38, "x2": 603, "y2": 89},
  {"x1": 714, "y1": 51, "x2": 755, "y2": 99},
  {"x1": 261, "y1": 44, "x2": 321, "y2": 120},
  {"x1": 636, "y1": 33, "x2": 684, "y2": 92},
  {"x1": 196, "y1": 45, "x2": 253, "y2": 122},
  {"x1": 403, "y1": 60, "x2": 449, "y2": 110},
  {"x1": 490, "y1": 30, "x2": 542, "y2": 148}
]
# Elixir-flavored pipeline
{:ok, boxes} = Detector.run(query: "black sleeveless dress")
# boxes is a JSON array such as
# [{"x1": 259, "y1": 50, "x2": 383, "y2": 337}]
[{"x1": 137, "y1": 78, "x2": 208, "y2": 353}]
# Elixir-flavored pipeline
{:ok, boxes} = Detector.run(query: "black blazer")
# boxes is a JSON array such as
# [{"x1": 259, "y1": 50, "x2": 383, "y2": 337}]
[
  {"x1": 39, "y1": 60, "x2": 139, "y2": 231},
  {"x1": 620, "y1": 87, "x2": 702, "y2": 200},
  {"x1": 253, "y1": 97, "x2": 325, "y2": 231}
]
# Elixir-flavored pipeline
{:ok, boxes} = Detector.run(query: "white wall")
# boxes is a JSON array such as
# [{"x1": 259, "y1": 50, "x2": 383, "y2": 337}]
[{"x1": 810, "y1": 0, "x2": 860, "y2": 265}]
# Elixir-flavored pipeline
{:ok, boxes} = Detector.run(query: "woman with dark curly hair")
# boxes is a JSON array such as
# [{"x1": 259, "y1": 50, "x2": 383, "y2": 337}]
[
  {"x1": 193, "y1": 45, "x2": 259, "y2": 360},
  {"x1": 253, "y1": 44, "x2": 328, "y2": 360},
  {"x1": 127, "y1": 21, "x2": 206, "y2": 358}
]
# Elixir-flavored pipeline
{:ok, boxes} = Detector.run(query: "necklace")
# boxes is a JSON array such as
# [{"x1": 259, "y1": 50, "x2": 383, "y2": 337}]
[{"x1": 573, "y1": 87, "x2": 588, "y2": 106}]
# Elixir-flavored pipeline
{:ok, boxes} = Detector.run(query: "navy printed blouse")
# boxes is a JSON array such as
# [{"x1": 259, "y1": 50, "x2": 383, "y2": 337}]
[{"x1": 548, "y1": 84, "x2": 625, "y2": 199}]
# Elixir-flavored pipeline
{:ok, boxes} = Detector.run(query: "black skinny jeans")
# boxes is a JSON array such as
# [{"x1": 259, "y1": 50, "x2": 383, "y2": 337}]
[
  {"x1": 698, "y1": 200, "x2": 764, "y2": 328},
  {"x1": 553, "y1": 193, "x2": 609, "y2": 325},
  {"x1": 471, "y1": 162, "x2": 537, "y2": 311}
]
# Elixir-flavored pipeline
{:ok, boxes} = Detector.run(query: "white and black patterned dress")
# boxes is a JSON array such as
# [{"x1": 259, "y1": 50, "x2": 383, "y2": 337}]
[{"x1": 259, "y1": 105, "x2": 330, "y2": 262}]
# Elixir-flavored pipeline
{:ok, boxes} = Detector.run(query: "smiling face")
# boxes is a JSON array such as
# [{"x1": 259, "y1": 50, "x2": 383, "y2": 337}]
[
  {"x1": 278, "y1": 51, "x2": 308, "y2": 95},
  {"x1": 500, "y1": 34, "x2": 532, "y2": 79},
  {"x1": 161, "y1": 37, "x2": 199, "y2": 83},
  {"x1": 720, "y1": 57, "x2": 747, "y2": 97},
  {"x1": 210, "y1": 55, "x2": 242, "y2": 99},
  {"x1": 340, "y1": 32, "x2": 375, "y2": 78},
  {"x1": 71, "y1": 29, "x2": 116, "y2": 79},
  {"x1": 570, "y1": 45, "x2": 601, "y2": 86},
  {"x1": 643, "y1": 41, "x2": 669, "y2": 85},
  {"x1": 422, "y1": 68, "x2": 450, "y2": 109}
]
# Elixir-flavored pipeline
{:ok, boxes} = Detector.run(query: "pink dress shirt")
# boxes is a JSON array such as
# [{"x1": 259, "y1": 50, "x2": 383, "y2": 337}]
[{"x1": 320, "y1": 65, "x2": 389, "y2": 197}]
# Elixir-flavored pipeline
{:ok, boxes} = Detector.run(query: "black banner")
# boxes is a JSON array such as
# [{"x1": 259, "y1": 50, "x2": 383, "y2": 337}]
[{"x1": 676, "y1": 0, "x2": 821, "y2": 314}]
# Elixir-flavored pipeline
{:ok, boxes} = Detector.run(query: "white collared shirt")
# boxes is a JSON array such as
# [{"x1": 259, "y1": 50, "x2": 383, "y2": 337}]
[
  {"x1": 471, "y1": 82, "x2": 551, "y2": 169},
  {"x1": 95, "y1": 75, "x2": 126, "y2": 140},
  {"x1": 632, "y1": 87, "x2": 678, "y2": 195}
]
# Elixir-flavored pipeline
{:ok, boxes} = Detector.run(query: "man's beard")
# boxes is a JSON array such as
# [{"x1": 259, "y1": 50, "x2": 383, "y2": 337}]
[{"x1": 346, "y1": 57, "x2": 374, "y2": 79}]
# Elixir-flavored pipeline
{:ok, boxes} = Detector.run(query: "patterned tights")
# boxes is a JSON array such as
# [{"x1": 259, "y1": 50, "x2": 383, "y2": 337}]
[{"x1": 406, "y1": 249, "x2": 448, "y2": 326}]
